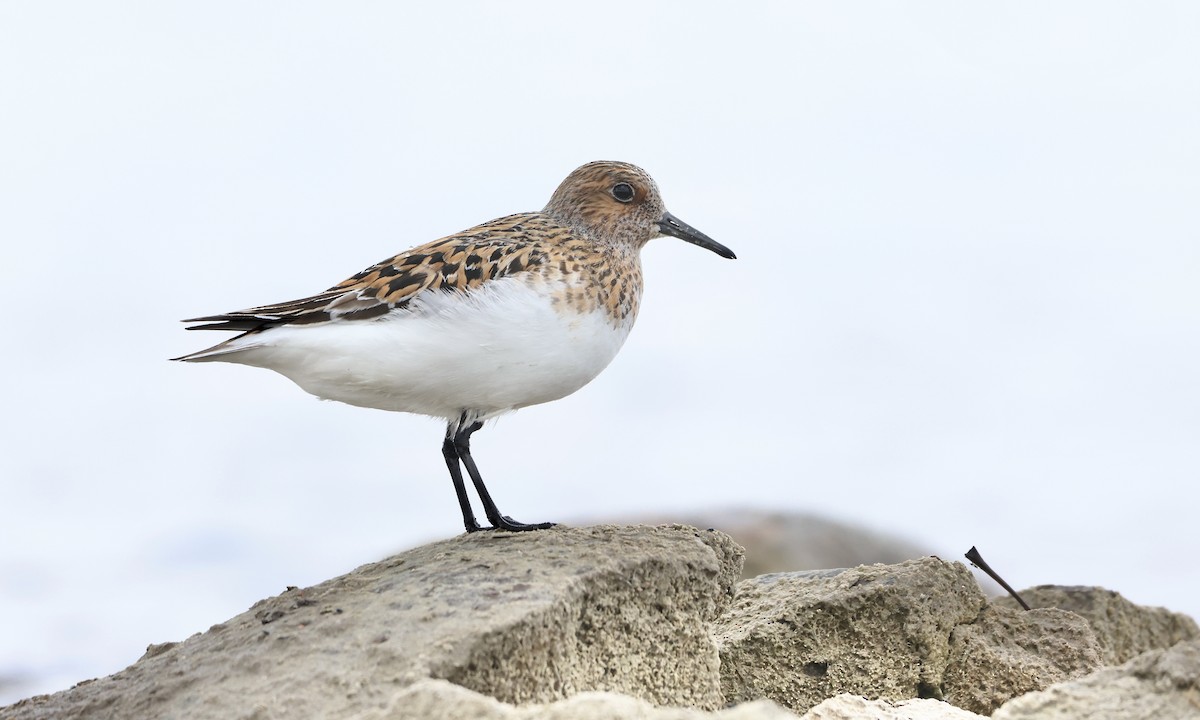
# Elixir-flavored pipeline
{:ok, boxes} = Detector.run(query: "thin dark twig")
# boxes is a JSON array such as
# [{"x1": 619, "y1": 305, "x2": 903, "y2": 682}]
[{"x1": 965, "y1": 546, "x2": 1031, "y2": 611}]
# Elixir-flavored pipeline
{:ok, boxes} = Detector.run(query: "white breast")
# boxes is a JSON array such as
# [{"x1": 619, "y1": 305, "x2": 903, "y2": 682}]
[{"x1": 218, "y1": 277, "x2": 635, "y2": 421}]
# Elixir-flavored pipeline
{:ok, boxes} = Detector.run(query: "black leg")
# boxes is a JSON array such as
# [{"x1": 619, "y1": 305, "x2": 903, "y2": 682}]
[
  {"x1": 442, "y1": 426, "x2": 484, "y2": 533},
  {"x1": 453, "y1": 421, "x2": 554, "y2": 532}
]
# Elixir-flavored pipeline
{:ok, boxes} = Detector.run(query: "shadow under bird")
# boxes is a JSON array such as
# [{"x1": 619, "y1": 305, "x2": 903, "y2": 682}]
[{"x1": 175, "y1": 161, "x2": 735, "y2": 533}]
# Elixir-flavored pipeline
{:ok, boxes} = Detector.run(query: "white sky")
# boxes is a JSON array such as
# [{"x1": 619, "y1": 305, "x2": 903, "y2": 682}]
[{"x1": 2, "y1": 1, "x2": 1198, "y2": 703}]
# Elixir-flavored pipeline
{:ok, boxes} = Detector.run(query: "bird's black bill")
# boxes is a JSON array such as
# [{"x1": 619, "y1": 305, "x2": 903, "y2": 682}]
[{"x1": 658, "y1": 212, "x2": 736, "y2": 259}]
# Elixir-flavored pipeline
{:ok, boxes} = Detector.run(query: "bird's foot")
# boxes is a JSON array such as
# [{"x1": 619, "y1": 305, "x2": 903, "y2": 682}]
[{"x1": 489, "y1": 515, "x2": 556, "y2": 532}]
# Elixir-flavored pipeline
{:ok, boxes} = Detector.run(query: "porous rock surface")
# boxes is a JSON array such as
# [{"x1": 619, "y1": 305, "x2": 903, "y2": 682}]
[
  {"x1": 993, "y1": 639, "x2": 1200, "y2": 720},
  {"x1": 5, "y1": 524, "x2": 1197, "y2": 720},
  {"x1": 714, "y1": 558, "x2": 1104, "y2": 715},
  {"x1": 942, "y1": 604, "x2": 1101, "y2": 714},
  {"x1": 4, "y1": 525, "x2": 741, "y2": 720},
  {"x1": 994, "y1": 585, "x2": 1199, "y2": 665}
]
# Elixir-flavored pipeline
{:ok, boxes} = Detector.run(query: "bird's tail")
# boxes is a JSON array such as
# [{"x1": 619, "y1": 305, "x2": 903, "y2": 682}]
[{"x1": 171, "y1": 333, "x2": 262, "y2": 362}]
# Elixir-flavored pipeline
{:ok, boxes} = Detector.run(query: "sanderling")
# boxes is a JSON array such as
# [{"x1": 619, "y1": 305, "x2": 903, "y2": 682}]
[{"x1": 176, "y1": 161, "x2": 735, "y2": 533}]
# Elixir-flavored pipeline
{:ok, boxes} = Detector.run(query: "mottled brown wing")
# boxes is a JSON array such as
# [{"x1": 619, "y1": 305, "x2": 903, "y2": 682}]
[{"x1": 183, "y1": 213, "x2": 557, "y2": 332}]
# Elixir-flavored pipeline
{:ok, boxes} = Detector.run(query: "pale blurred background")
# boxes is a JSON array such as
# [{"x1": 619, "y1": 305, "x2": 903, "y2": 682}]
[{"x1": 2, "y1": 1, "x2": 1198, "y2": 704}]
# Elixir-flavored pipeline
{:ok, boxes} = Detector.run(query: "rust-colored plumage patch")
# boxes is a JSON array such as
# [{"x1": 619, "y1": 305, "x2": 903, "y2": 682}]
[{"x1": 184, "y1": 212, "x2": 643, "y2": 334}]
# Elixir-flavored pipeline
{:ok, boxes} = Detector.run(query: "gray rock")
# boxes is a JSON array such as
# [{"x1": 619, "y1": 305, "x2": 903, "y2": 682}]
[
  {"x1": 715, "y1": 558, "x2": 986, "y2": 713},
  {"x1": 715, "y1": 558, "x2": 1109, "y2": 716},
  {"x1": 943, "y1": 605, "x2": 1103, "y2": 714},
  {"x1": 9, "y1": 522, "x2": 1192, "y2": 720},
  {"x1": 993, "y1": 639, "x2": 1200, "y2": 720},
  {"x1": 994, "y1": 585, "x2": 1199, "y2": 665},
  {"x1": 2, "y1": 525, "x2": 742, "y2": 720}
]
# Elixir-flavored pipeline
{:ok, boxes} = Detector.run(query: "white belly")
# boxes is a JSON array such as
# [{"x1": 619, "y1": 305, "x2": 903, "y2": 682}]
[{"x1": 221, "y1": 277, "x2": 634, "y2": 421}]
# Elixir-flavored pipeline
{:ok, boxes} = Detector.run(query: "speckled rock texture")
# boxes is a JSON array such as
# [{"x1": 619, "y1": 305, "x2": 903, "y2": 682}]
[
  {"x1": 942, "y1": 604, "x2": 1102, "y2": 714},
  {"x1": 994, "y1": 585, "x2": 1199, "y2": 665},
  {"x1": 993, "y1": 639, "x2": 1200, "y2": 720},
  {"x1": 3, "y1": 525, "x2": 742, "y2": 720},
  {"x1": 715, "y1": 558, "x2": 985, "y2": 712},
  {"x1": 4, "y1": 525, "x2": 1196, "y2": 720},
  {"x1": 714, "y1": 558, "x2": 1105, "y2": 715}
]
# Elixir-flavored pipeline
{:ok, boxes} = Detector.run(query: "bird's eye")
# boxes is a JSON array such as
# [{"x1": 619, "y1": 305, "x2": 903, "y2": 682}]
[{"x1": 611, "y1": 182, "x2": 635, "y2": 203}]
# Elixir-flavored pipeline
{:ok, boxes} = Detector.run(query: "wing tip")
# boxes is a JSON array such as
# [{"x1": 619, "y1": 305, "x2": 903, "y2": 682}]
[{"x1": 182, "y1": 316, "x2": 274, "y2": 332}]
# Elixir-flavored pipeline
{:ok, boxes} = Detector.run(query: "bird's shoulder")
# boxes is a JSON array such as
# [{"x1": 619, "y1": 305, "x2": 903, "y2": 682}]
[{"x1": 328, "y1": 212, "x2": 572, "y2": 304}]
